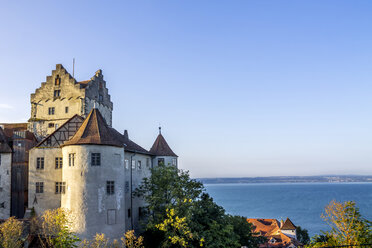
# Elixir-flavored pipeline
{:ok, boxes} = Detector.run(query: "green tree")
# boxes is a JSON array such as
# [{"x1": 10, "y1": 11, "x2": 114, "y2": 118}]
[
  {"x1": 296, "y1": 226, "x2": 310, "y2": 245},
  {"x1": 136, "y1": 165, "x2": 262, "y2": 248},
  {"x1": 308, "y1": 200, "x2": 372, "y2": 247}
]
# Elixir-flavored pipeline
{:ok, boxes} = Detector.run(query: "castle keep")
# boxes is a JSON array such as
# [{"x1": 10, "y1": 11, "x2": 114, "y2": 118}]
[{"x1": 0, "y1": 64, "x2": 178, "y2": 239}]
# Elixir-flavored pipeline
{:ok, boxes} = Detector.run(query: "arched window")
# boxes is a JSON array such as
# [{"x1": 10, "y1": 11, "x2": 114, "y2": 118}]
[{"x1": 55, "y1": 75, "x2": 61, "y2": 86}]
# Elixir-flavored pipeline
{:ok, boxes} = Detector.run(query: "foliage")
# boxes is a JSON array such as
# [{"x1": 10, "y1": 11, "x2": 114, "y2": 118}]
[
  {"x1": 155, "y1": 208, "x2": 197, "y2": 248},
  {"x1": 308, "y1": 200, "x2": 372, "y2": 247},
  {"x1": 38, "y1": 208, "x2": 80, "y2": 248},
  {"x1": 296, "y1": 226, "x2": 310, "y2": 245},
  {"x1": 80, "y1": 233, "x2": 109, "y2": 248},
  {"x1": 0, "y1": 217, "x2": 23, "y2": 248},
  {"x1": 121, "y1": 230, "x2": 144, "y2": 248},
  {"x1": 136, "y1": 164, "x2": 262, "y2": 248}
]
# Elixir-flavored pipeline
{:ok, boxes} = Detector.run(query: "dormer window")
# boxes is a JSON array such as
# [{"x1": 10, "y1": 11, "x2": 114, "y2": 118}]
[{"x1": 55, "y1": 75, "x2": 61, "y2": 86}]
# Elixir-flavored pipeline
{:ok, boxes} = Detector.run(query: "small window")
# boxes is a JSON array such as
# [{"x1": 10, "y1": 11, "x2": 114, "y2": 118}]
[
  {"x1": 36, "y1": 157, "x2": 44, "y2": 170},
  {"x1": 146, "y1": 158, "x2": 150, "y2": 168},
  {"x1": 99, "y1": 94, "x2": 103, "y2": 102},
  {"x1": 172, "y1": 158, "x2": 177, "y2": 166},
  {"x1": 158, "y1": 158, "x2": 165, "y2": 166},
  {"x1": 125, "y1": 181, "x2": 129, "y2": 193},
  {"x1": 131, "y1": 160, "x2": 136, "y2": 169},
  {"x1": 55, "y1": 157, "x2": 62, "y2": 169},
  {"x1": 55, "y1": 75, "x2": 61, "y2": 86},
  {"x1": 36, "y1": 182, "x2": 44, "y2": 193},
  {"x1": 125, "y1": 159, "x2": 129, "y2": 170},
  {"x1": 106, "y1": 181, "x2": 115, "y2": 195},
  {"x1": 138, "y1": 161, "x2": 142, "y2": 170},
  {"x1": 69, "y1": 153, "x2": 75, "y2": 166},
  {"x1": 48, "y1": 123, "x2": 55, "y2": 128},
  {"x1": 48, "y1": 107, "x2": 55, "y2": 115},
  {"x1": 91, "y1": 153, "x2": 101, "y2": 166},
  {"x1": 55, "y1": 182, "x2": 66, "y2": 194},
  {"x1": 65, "y1": 106, "x2": 69, "y2": 113},
  {"x1": 54, "y1": 90, "x2": 61, "y2": 97},
  {"x1": 127, "y1": 208, "x2": 131, "y2": 218}
]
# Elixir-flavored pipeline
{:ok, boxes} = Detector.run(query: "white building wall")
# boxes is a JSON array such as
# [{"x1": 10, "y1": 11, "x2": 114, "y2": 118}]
[
  {"x1": 281, "y1": 229, "x2": 297, "y2": 239},
  {"x1": 28, "y1": 148, "x2": 62, "y2": 214},
  {"x1": 61, "y1": 145, "x2": 125, "y2": 240},
  {"x1": 123, "y1": 152, "x2": 152, "y2": 232},
  {"x1": 0, "y1": 153, "x2": 12, "y2": 219},
  {"x1": 153, "y1": 156, "x2": 177, "y2": 167}
]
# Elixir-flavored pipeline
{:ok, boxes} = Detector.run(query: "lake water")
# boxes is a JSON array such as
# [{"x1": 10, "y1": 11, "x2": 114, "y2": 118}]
[{"x1": 204, "y1": 183, "x2": 372, "y2": 237}]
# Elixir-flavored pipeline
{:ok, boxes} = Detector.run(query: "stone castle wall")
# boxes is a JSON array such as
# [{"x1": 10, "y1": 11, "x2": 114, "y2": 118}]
[{"x1": 0, "y1": 152, "x2": 12, "y2": 219}]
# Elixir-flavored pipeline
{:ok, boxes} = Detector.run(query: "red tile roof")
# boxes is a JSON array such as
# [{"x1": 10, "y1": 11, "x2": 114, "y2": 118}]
[
  {"x1": 149, "y1": 133, "x2": 177, "y2": 157},
  {"x1": 62, "y1": 108, "x2": 123, "y2": 147},
  {"x1": 281, "y1": 218, "x2": 296, "y2": 230}
]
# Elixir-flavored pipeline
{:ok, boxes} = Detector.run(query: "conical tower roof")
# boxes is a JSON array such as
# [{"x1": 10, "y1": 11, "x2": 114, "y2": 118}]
[
  {"x1": 280, "y1": 218, "x2": 296, "y2": 230},
  {"x1": 149, "y1": 128, "x2": 177, "y2": 157},
  {"x1": 63, "y1": 108, "x2": 123, "y2": 147},
  {"x1": 0, "y1": 127, "x2": 12, "y2": 153}
]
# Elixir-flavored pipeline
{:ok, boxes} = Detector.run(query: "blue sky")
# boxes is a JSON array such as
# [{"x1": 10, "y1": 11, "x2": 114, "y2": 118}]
[{"x1": 1, "y1": 1, "x2": 371, "y2": 177}]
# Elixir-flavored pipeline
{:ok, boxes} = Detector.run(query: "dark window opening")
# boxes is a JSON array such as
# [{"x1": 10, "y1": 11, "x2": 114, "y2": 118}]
[
  {"x1": 65, "y1": 106, "x2": 69, "y2": 113},
  {"x1": 127, "y1": 209, "x2": 131, "y2": 218},
  {"x1": 54, "y1": 90, "x2": 61, "y2": 97},
  {"x1": 55, "y1": 157, "x2": 62, "y2": 169},
  {"x1": 48, "y1": 107, "x2": 55, "y2": 115},
  {"x1": 55, "y1": 182, "x2": 66, "y2": 194},
  {"x1": 55, "y1": 75, "x2": 61, "y2": 86},
  {"x1": 158, "y1": 158, "x2": 165, "y2": 165},
  {"x1": 48, "y1": 123, "x2": 55, "y2": 128},
  {"x1": 91, "y1": 153, "x2": 101, "y2": 166},
  {"x1": 69, "y1": 153, "x2": 75, "y2": 166},
  {"x1": 106, "y1": 181, "x2": 115, "y2": 195},
  {"x1": 36, "y1": 157, "x2": 44, "y2": 170},
  {"x1": 36, "y1": 182, "x2": 44, "y2": 193}
]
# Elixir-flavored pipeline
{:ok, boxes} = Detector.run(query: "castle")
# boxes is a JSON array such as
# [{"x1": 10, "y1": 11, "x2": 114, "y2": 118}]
[{"x1": 0, "y1": 64, "x2": 178, "y2": 239}]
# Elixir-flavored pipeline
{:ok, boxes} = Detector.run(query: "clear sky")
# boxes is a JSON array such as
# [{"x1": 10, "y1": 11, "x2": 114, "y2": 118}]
[{"x1": 1, "y1": 1, "x2": 371, "y2": 178}]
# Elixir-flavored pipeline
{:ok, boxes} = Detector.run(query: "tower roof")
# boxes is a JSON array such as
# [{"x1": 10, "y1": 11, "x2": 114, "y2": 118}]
[
  {"x1": 63, "y1": 108, "x2": 123, "y2": 147},
  {"x1": 280, "y1": 218, "x2": 296, "y2": 230},
  {"x1": 0, "y1": 127, "x2": 12, "y2": 153},
  {"x1": 149, "y1": 130, "x2": 177, "y2": 157}
]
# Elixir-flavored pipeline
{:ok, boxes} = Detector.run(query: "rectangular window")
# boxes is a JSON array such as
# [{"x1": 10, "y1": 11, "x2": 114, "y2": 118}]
[
  {"x1": 125, "y1": 181, "x2": 129, "y2": 193},
  {"x1": 55, "y1": 182, "x2": 66, "y2": 194},
  {"x1": 158, "y1": 158, "x2": 165, "y2": 166},
  {"x1": 107, "y1": 209, "x2": 116, "y2": 225},
  {"x1": 36, "y1": 182, "x2": 44, "y2": 193},
  {"x1": 172, "y1": 158, "x2": 177, "y2": 166},
  {"x1": 48, "y1": 107, "x2": 55, "y2": 115},
  {"x1": 127, "y1": 209, "x2": 131, "y2": 218},
  {"x1": 68, "y1": 153, "x2": 75, "y2": 166},
  {"x1": 138, "y1": 161, "x2": 142, "y2": 170},
  {"x1": 99, "y1": 94, "x2": 103, "y2": 102},
  {"x1": 139, "y1": 207, "x2": 143, "y2": 219},
  {"x1": 146, "y1": 158, "x2": 150, "y2": 168},
  {"x1": 131, "y1": 160, "x2": 136, "y2": 169},
  {"x1": 36, "y1": 157, "x2": 44, "y2": 170},
  {"x1": 91, "y1": 153, "x2": 101, "y2": 166},
  {"x1": 55, "y1": 157, "x2": 62, "y2": 169},
  {"x1": 54, "y1": 90, "x2": 61, "y2": 97},
  {"x1": 125, "y1": 159, "x2": 129, "y2": 170},
  {"x1": 48, "y1": 123, "x2": 55, "y2": 128},
  {"x1": 106, "y1": 181, "x2": 115, "y2": 195},
  {"x1": 65, "y1": 106, "x2": 69, "y2": 113}
]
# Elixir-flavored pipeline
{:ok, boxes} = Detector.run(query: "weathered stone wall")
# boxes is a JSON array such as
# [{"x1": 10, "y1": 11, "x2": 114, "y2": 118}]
[
  {"x1": 28, "y1": 147, "x2": 62, "y2": 214},
  {"x1": 0, "y1": 152, "x2": 11, "y2": 219},
  {"x1": 61, "y1": 145, "x2": 125, "y2": 240}
]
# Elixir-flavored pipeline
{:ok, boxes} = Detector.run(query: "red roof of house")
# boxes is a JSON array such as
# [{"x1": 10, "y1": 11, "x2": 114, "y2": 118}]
[
  {"x1": 62, "y1": 108, "x2": 123, "y2": 147},
  {"x1": 149, "y1": 131, "x2": 177, "y2": 157}
]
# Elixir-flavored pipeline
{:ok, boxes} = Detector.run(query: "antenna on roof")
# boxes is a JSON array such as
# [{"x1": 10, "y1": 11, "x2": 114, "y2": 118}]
[
  {"x1": 72, "y1": 58, "x2": 75, "y2": 78},
  {"x1": 159, "y1": 125, "x2": 161, "y2": 135}
]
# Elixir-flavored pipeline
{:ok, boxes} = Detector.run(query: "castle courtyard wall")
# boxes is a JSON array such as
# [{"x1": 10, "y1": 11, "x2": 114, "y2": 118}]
[{"x1": 0, "y1": 152, "x2": 11, "y2": 219}]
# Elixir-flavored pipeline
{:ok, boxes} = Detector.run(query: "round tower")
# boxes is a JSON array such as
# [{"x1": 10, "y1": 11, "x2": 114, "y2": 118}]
[{"x1": 61, "y1": 108, "x2": 125, "y2": 240}]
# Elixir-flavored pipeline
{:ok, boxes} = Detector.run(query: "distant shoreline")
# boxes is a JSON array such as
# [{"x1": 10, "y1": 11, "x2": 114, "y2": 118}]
[{"x1": 196, "y1": 175, "x2": 372, "y2": 184}]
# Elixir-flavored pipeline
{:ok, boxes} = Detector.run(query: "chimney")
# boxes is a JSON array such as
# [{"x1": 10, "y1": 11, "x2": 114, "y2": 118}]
[{"x1": 123, "y1": 130, "x2": 128, "y2": 140}]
